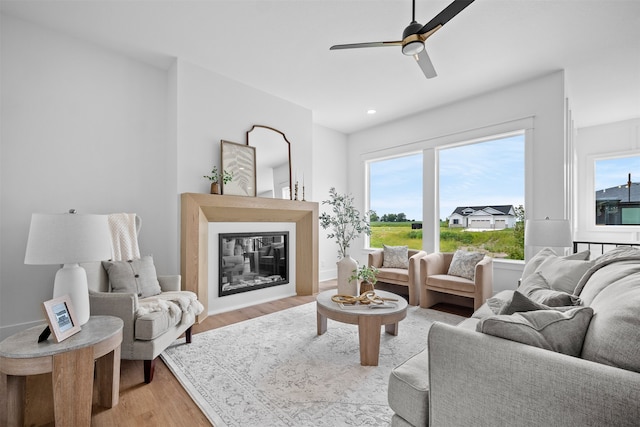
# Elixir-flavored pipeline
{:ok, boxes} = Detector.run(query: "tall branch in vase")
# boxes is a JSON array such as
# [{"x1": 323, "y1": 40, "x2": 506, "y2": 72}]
[{"x1": 320, "y1": 188, "x2": 371, "y2": 295}]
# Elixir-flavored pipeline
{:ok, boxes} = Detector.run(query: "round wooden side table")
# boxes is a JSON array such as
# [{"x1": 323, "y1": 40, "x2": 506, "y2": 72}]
[{"x1": 0, "y1": 315, "x2": 123, "y2": 427}]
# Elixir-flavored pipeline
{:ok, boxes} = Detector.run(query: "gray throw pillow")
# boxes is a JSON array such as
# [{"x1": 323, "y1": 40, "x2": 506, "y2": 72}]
[
  {"x1": 382, "y1": 245, "x2": 409, "y2": 269},
  {"x1": 521, "y1": 248, "x2": 590, "y2": 282},
  {"x1": 102, "y1": 255, "x2": 162, "y2": 298},
  {"x1": 519, "y1": 272, "x2": 581, "y2": 307},
  {"x1": 447, "y1": 250, "x2": 485, "y2": 280},
  {"x1": 537, "y1": 256, "x2": 594, "y2": 294},
  {"x1": 477, "y1": 306, "x2": 594, "y2": 356},
  {"x1": 498, "y1": 290, "x2": 577, "y2": 315}
]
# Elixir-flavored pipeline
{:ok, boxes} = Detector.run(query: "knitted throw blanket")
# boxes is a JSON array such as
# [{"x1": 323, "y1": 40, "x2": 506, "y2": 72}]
[
  {"x1": 137, "y1": 291, "x2": 204, "y2": 326},
  {"x1": 108, "y1": 213, "x2": 140, "y2": 261}
]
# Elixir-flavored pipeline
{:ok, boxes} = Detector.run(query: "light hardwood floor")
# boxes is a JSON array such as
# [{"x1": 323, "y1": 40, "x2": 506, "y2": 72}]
[{"x1": 22, "y1": 280, "x2": 470, "y2": 426}]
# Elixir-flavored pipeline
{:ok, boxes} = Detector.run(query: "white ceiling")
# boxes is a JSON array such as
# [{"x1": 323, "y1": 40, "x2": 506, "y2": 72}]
[{"x1": 2, "y1": 0, "x2": 639, "y2": 134}]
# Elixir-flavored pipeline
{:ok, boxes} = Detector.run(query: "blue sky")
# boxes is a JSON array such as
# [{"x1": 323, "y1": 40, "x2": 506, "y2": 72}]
[
  {"x1": 595, "y1": 155, "x2": 640, "y2": 191},
  {"x1": 370, "y1": 134, "x2": 525, "y2": 221}
]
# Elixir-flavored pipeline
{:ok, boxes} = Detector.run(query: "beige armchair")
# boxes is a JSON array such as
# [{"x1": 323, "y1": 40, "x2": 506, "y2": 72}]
[
  {"x1": 368, "y1": 249, "x2": 426, "y2": 306},
  {"x1": 83, "y1": 215, "x2": 202, "y2": 383},
  {"x1": 419, "y1": 252, "x2": 493, "y2": 310}
]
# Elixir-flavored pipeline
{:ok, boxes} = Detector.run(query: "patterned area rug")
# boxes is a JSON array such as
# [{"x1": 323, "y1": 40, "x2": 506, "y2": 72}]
[{"x1": 161, "y1": 302, "x2": 464, "y2": 427}]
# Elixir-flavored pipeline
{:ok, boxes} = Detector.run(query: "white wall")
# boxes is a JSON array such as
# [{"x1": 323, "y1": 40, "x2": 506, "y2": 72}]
[
  {"x1": 345, "y1": 72, "x2": 568, "y2": 293},
  {"x1": 1, "y1": 15, "x2": 172, "y2": 337},
  {"x1": 574, "y1": 118, "x2": 640, "y2": 243},
  {"x1": 172, "y1": 59, "x2": 313, "y2": 200},
  {"x1": 312, "y1": 124, "x2": 349, "y2": 280},
  {"x1": 0, "y1": 16, "x2": 317, "y2": 338}
]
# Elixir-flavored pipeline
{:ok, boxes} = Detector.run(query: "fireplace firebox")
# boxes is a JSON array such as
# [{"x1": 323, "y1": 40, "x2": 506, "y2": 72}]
[{"x1": 219, "y1": 232, "x2": 289, "y2": 297}]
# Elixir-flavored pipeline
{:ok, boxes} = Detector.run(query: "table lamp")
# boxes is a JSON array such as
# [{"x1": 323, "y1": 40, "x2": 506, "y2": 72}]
[
  {"x1": 24, "y1": 210, "x2": 112, "y2": 325},
  {"x1": 524, "y1": 217, "x2": 572, "y2": 256}
]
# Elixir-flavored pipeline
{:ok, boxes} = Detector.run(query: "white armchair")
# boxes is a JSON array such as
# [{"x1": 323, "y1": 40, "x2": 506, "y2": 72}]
[{"x1": 83, "y1": 215, "x2": 202, "y2": 383}]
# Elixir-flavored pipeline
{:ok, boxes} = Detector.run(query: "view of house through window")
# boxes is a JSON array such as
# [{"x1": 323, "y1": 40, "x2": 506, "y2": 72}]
[
  {"x1": 439, "y1": 133, "x2": 525, "y2": 260},
  {"x1": 368, "y1": 153, "x2": 423, "y2": 250},
  {"x1": 595, "y1": 155, "x2": 640, "y2": 225}
]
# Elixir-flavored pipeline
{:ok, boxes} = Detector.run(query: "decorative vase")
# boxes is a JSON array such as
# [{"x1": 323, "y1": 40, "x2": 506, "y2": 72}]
[
  {"x1": 337, "y1": 255, "x2": 358, "y2": 296},
  {"x1": 210, "y1": 183, "x2": 220, "y2": 194},
  {"x1": 359, "y1": 281, "x2": 375, "y2": 294}
]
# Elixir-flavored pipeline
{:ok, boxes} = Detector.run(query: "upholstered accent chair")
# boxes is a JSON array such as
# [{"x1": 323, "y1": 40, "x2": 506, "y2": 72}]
[
  {"x1": 83, "y1": 215, "x2": 202, "y2": 383},
  {"x1": 419, "y1": 251, "x2": 493, "y2": 310},
  {"x1": 368, "y1": 247, "x2": 427, "y2": 306}
]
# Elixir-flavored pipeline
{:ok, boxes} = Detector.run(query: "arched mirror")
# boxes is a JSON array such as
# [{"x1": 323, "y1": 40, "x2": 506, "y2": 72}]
[{"x1": 246, "y1": 125, "x2": 292, "y2": 199}]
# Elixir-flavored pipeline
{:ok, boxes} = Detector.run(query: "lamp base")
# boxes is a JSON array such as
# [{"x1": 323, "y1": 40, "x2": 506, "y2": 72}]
[{"x1": 53, "y1": 264, "x2": 90, "y2": 326}]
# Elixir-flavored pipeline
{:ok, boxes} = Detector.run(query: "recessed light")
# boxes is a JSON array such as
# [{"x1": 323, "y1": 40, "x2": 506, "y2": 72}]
[{"x1": 367, "y1": 109, "x2": 377, "y2": 115}]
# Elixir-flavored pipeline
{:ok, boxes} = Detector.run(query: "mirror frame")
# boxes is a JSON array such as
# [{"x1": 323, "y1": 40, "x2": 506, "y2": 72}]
[{"x1": 246, "y1": 125, "x2": 292, "y2": 200}]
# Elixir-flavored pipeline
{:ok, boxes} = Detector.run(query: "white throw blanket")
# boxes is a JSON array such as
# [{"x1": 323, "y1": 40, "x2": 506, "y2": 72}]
[
  {"x1": 137, "y1": 291, "x2": 204, "y2": 326},
  {"x1": 108, "y1": 213, "x2": 140, "y2": 261}
]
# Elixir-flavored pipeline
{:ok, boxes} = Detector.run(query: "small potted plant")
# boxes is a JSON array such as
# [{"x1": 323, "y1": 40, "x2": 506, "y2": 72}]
[
  {"x1": 203, "y1": 166, "x2": 233, "y2": 194},
  {"x1": 349, "y1": 265, "x2": 379, "y2": 294}
]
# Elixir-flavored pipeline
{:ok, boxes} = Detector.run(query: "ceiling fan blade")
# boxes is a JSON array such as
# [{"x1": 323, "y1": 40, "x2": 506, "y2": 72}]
[
  {"x1": 330, "y1": 41, "x2": 402, "y2": 50},
  {"x1": 419, "y1": 0, "x2": 475, "y2": 35},
  {"x1": 415, "y1": 50, "x2": 437, "y2": 79}
]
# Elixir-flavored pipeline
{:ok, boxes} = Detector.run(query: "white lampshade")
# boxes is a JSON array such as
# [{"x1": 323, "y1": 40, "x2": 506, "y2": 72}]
[
  {"x1": 524, "y1": 218, "x2": 572, "y2": 248},
  {"x1": 25, "y1": 211, "x2": 112, "y2": 325}
]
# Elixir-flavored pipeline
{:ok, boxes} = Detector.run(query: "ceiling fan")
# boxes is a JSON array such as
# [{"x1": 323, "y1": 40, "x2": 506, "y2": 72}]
[{"x1": 330, "y1": 0, "x2": 475, "y2": 79}]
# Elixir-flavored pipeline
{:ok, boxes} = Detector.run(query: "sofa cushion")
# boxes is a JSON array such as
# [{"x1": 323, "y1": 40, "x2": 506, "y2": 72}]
[
  {"x1": 521, "y1": 248, "x2": 590, "y2": 283},
  {"x1": 477, "y1": 306, "x2": 594, "y2": 356},
  {"x1": 102, "y1": 255, "x2": 162, "y2": 298},
  {"x1": 383, "y1": 245, "x2": 409, "y2": 269},
  {"x1": 388, "y1": 347, "x2": 430, "y2": 427},
  {"x1": 519, "y1": 272, "x2": 581, "y2": 307},
  {"x1": 447, "y1": 250, "x2": 484, "y2": 280},
  {"x1": 376, "y1": 267, "x2": 409, "y2": 283},
  {"x1": 135, "y1": 302, "x2": 182, "y2": 340},
  {"x1": 581, "y1": 266, "x2": 640, "y2": 373},
  {"x1": 427, "y1": 274, "x2": 475, "y2": 293}
]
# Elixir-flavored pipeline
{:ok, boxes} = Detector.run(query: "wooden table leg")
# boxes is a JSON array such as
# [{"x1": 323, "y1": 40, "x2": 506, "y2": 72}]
[
  {"x1": 2, "y1": 374, "x2": 25, "y2": 427},
  {"x1": 317, "y1": 310, "x2": 327, "y2": 335},
  {"x1": 52, "y1": 346, "x2": 94, "y2": 426},
  {"x1": 96, "y1": 345, "x2": 121, "y2": 408},
  {"x1": 358, "y1": 315, "x2": 382, "y2": 366},
  {"x1": 385, "y1": 322, "x2": 399, "y2": 336}
]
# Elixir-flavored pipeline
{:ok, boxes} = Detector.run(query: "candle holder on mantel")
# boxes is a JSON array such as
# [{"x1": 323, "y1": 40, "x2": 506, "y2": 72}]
[{"x1": 294, "y1": 181, "x2": 299, "y2": 201}]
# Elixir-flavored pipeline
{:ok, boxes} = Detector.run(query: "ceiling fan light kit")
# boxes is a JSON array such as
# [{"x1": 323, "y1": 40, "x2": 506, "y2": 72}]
[{"x1": 330, "y1": 0, "x2": 475, "y2": 79}]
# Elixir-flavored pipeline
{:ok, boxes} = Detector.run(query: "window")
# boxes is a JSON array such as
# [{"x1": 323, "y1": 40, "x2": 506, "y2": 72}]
[
  {"x1": 595, "y1": 155, "x2": 640, "y2": 225},
  {"x1": 368, "y1": 153, "x2": 423, "y2": 250},
  {"x1": 438, "y1": 133, "x2": 525, "y2": 260}
]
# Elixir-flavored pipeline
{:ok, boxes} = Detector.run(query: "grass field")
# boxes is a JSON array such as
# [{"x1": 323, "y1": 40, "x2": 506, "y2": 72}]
[{"x1": 370, "y1": 222, "x2": 524, "y2": 260}]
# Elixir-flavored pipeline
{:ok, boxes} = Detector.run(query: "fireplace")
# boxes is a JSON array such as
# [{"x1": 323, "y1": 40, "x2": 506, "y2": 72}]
[{"x1": 219, "y1": 231, "x2": 289, "y2": 297}]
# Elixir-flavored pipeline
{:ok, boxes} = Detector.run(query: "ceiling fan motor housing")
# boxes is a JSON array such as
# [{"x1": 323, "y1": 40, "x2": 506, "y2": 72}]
[{"x1": 402, "y1": 21, "x2": 425, "y2": 55}]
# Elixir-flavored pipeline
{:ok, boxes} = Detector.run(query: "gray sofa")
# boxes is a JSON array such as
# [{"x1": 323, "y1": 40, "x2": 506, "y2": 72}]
[{"x1": 388, "y1": 246, "x2": 640, "y2": 426}]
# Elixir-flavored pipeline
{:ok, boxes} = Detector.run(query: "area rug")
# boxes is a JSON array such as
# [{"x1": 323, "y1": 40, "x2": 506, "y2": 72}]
[{"x1": 161, "y1": 302, "x2": 464, "y2": 427}]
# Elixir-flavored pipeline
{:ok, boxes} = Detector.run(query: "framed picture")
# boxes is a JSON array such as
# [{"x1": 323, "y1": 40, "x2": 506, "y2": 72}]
[
  {"x1": 42, "y1": 295, "x2": 81, "y2": 342},
  {"x1": 221, "y1": 140, "x2": 256, "y2": 197}
]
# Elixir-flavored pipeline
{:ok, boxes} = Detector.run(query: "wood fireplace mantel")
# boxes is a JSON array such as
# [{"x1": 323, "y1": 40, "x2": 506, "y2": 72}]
[{"x1": 181, "y1": 193, "x2": 319, "y2": 322}]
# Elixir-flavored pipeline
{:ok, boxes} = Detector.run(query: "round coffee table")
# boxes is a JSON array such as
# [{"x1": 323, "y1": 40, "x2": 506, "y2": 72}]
[{"x1": 316, "y1": 289, "x2": 408, "y2": 366}]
